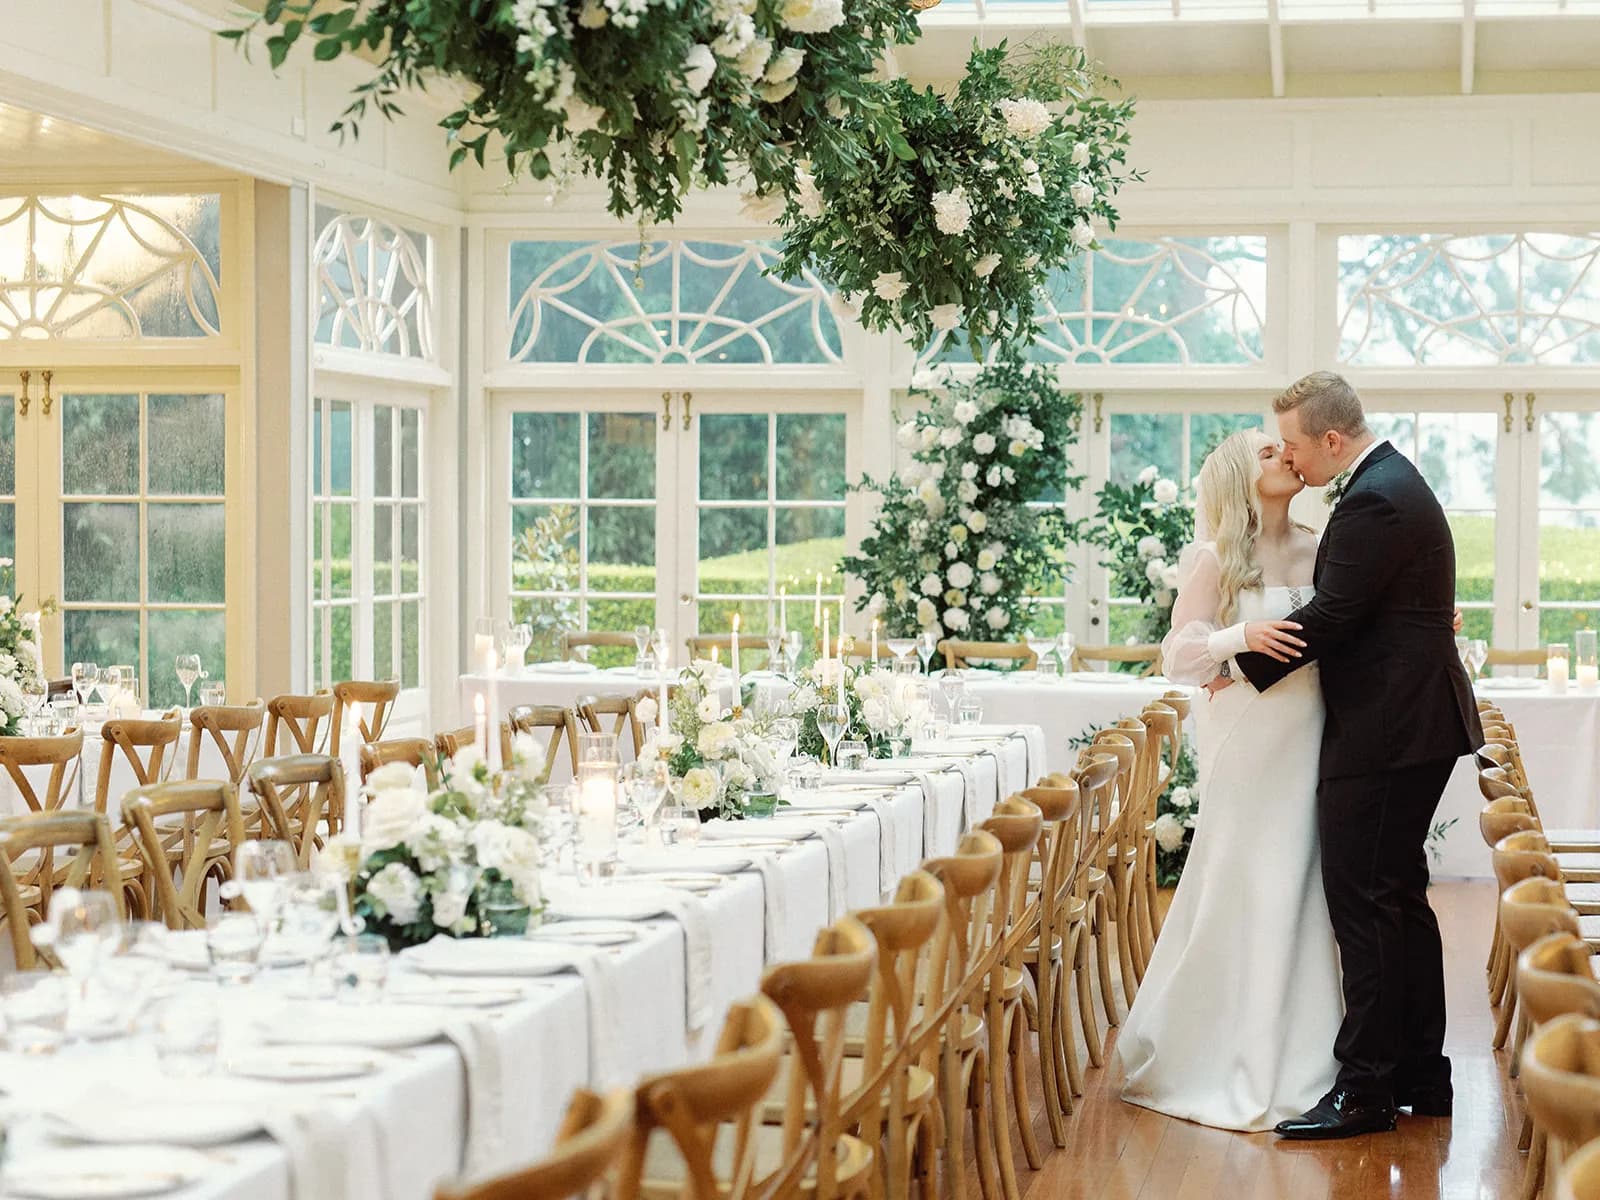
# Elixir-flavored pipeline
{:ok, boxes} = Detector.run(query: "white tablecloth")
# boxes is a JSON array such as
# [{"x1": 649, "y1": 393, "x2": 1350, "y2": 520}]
[
  {"x1": 1432, "y1": 682, "x2": 1600, "y2": 878},
  {"x1": 1, "y1": 725, "x2": 1042, "y2": 1200}
]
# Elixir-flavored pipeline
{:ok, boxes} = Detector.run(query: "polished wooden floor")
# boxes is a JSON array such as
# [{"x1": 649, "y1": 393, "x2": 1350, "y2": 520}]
[{"x1": 1003, "y1": 881, "x2": 1523, "y2": 1200}]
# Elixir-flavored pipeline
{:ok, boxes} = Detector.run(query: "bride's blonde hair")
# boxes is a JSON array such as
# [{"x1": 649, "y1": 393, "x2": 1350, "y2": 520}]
[{"x1": 1196, "y1": 430, "x2": 1269, "y2": 625}]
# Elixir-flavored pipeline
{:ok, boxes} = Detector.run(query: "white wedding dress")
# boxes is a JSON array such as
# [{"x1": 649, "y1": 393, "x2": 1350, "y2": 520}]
[{"x1": 1115, "y1": 544, "x2": 1343, "y2": 1132}]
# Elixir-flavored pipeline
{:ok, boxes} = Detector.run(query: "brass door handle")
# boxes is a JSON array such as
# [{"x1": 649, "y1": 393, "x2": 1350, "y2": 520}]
[
  {"x1": 681, "y1": 391, "x2": 693, "y2": 431},
  {"x1": 1524, "y1": 392, "x2": 1535, "y2": 433},
  {"x1": 1522, "y1": 600, "x2": 1535, "y2": 612},
  {"x1": 17, "y1": 370, "x2": 29, "y2": 417},
  {"x1": 41, "y1": 369, "x2": 53, "y2": 417},
  {"x1": 661, "y1": 391, "x2": 672, "y2": 431}
]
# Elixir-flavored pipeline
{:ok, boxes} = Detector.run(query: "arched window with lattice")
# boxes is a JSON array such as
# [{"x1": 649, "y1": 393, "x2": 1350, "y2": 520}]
[{"x1": 314, "y1": 206, "x2": 434, "y2": 359}]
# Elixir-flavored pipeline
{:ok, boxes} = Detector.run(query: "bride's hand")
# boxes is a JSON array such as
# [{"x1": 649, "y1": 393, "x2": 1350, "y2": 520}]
[{"x1": 1244, "y1": 619, "x2": 1305, "y2": 663}]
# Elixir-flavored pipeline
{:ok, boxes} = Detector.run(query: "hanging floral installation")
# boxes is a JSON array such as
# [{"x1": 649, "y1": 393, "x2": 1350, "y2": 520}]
[
  {"x1": 223, "y1": 0, "x2": 921, "y2": 224},
  {"x1": 774, "y1": 42, "x2": 1138, "y2": 354}
]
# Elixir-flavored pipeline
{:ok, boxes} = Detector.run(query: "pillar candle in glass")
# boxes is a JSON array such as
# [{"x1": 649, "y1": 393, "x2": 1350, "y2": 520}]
[
  {"x1": 1578, "y1": 630, "x2": 1599, "y2": 689},
  {"x1": 575, "y1": 761, "x2": 620, "y2": 884},
  {"x1": 1548, "y1": 643, "x2": 1570, "y2": 694},
  {"x1": 473, "y1": 693, "x2": 489, "y2": 758}
]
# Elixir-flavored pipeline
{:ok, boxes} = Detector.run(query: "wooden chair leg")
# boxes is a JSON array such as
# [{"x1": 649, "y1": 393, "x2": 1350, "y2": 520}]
[
  {"x1": 1094, "y1": 891, "x2": 1121, "y2": 1028},
  {"x1": 1520, "y1": 1126, "x2": 1545, "y2": 1200},
  {"x1": 943, "y1": 1045, "x2": 969, "y2": 1200},
  {"x1": 1057, "y1": 960, "x2": 1084, "y2": 1099},
  {"x1": 1494, "y1": 974, "x2": 1518, "y2": 1052},
  {"x1": 987, "y1": 996, "x2": 1022, "y2": 1200},
  {"x1": 1075, "y1": 924, "x2": 1104, "y2": 1069},
  {"x1": 1008, "y1": 1002, "x2": 1043, "y2": 1171},
  {"x1": 968, "y1": 1049, "x2": 1002, "y2": 1200},
  {"x1": 1114, "y1": 869, "x2": 1140, "y2": 1003},
  {"x1": 1511, "y1": 1007, "x2": 1532, "y2": 1078},
  {"x1": 1035, "y1": 961, "x2": 1069, "y2": 1145},
  {"x1": 1490, "y1": 936, "x2": 1510, "y2": 1007}
]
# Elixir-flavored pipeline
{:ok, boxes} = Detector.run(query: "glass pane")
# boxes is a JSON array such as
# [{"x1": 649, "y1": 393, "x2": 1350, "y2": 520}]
[
  {"x1": 400, "y1": 505, "x2": 420, "y2": 593},
  {"x1": 315, "y1": 211, "x2": 432, "y2": 358},
  {"x1": 775, "y1": 508, "x2": 846, "y2": 596},
  {"x1": 1189, "y1": 414, "x2": 1263, "y2": 472},
  {"x1": 699, "y1": 507, "x2": 766, "y2": 595},
  {"x1": 776, "y1": 414, "x2": 846, "y2": 500},
  {"x1": 373, "y1": 405, "x2": 394, "y2": 498},
  {"x1": 586, "y1": 598, "x2": 657, "y2": 657},
  {"x1": 1109, "y1": 413, "x2": 1179, "y2": 488},
  {"x1": 1412, "y1": 414, "x2": 1497, "y2": 509},
  {"x1": 147, "y1": 503, "x2": 225, "y2": 604},
  {"x1": 63, "y1": 503, "x2": 138, "y2": 602},
  {"x1": 313, "y1": 503, "x2": 325, "y2": 599},
  {"x1": 588, "y1": 506, "x2": 655, "y2": 594},
  {"x1": 588, "y1": 413, "x2": 655, "y2": 500},
  {"x1": 1457, "y1": 607, "x2": 1494, "y2": 644},
  {"x1": 373, "y1": 599, "x2": 394, "y2": 681},
  {"x1": 1541, "y1": 608, "x2": 1600, "y2": 647},
  {"x1": 1451, "y1": 514, "x2": 1494, "y2": 606},
  {"x1": 1366, "y1": 412, "x2": 1417, "y2": 450},
  {"x1": 401, "y1": 600, "x2": 421, "y2": 688},
  {"x1": 330, "y1": 503, "x2": 352, "y2": 600},
  {"x1": 700, "y1": 414, "x2": 768, "y2": 501},
  {"x1": 512, "y1": 412, "x2": 579, "y2": 498},
  {"x1": 511, "y1": 504, "x2": 580, "y2": 597},
  {"x1": 373, "y1": 504, "x2": 393, "y2": 595},
  {"x1": 0, "y1": 503, "x2": 12, "y2": 562},
  {"x1": 330, "y1": 401, "x2": 353, "y2": 497},
  {"x1": 401, "y1": 409, "x2": 421, "y2": 499},
  {"x1": 1538, "y1": 511, "x2": 1600, "y2": 604},
  {"x1": 510, "y1": 595, "x2": 572, "y2": 663},
  {"x1": 63, "y1": 610, "x2": 139, "y2": 678},
  {"x1": 312, "y1": 399, "x2": 325, "y2": 496},
  {"x1": 0, "y1": 402, "x2": 13, "y2": 493},
  {"x1": 61, "y1": 394, "x2": 139, "y2": 495},
  {"x1": 330, "y1": 604, "x2": 353, "y2": 684},
  {"x1": 312, "y1": 607, "x2": 326, "y2": 688},
  {"x1": 147, "y1": 609, "x2": 225, "y2": 709},
  {"x1": 1540, "y1": 413, "x2": 1600, "y2": 509},
  {"x1": 147, "y1": 393, "x2": 224, "y2": 495}
]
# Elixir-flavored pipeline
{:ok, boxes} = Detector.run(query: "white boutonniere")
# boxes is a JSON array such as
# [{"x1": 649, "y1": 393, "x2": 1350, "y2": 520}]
[{"x1": 1324, "y1": 469, "x2": 1353, "y2": 508}]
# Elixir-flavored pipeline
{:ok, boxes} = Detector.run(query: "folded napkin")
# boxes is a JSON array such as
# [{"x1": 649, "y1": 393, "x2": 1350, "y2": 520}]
[
  {"x1": 399, "y1": 937, "x2": 573, "y2": 977},
  {"x1": 790, "y1": 817, "x2": 848, "y2": 921},
  {"x1": 438, "y1": 1014, "x2": 505, "y2": 1178}
]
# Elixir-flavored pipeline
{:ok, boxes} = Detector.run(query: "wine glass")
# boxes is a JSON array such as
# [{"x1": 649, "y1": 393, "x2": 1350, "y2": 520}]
[
  {"x1": 784, "y1": 629, "x2": 803, "y2": 671},
  {"x1": 1056, "y1": 631, "x2": 1078, "y2": 673},
  {"x1": 1467, "y1": 638, "x2": 1489, "y2": 682},
  {"x1": 625, "y1": 760, "x2": 671, "y2": 847},
  {"x1": 886, "y1": 637, "x2": 915, "y2": 665},
  {"x1": 206, "y1": 912, "x2": 265, "y2": 986},
  {"x1": 175, "y1": 654, "x2": 201, "y2": 712},
  {"x1": 816, "y1": 700, "x2": 850, "y2": 768},
  {"x1": 916, "y1": 631, "x2": 937, "y2": 675},
  {"x1": 234, "y1": 840, "x2": 297, "y2": 931},
  {"x1": 1455, "y1": 635, "x2": 1470, "y2": 669},
  {"x1": 633, "y1": 624, "x2": 653, "y2": 664},
  {"x1": 939, "y1": 669, "x2": 967, "y2": 720},
  {"x1": 44, "y1": 888, "x2": 122, "y2": 1034},
  {"x1": 20, "y1": 676, "x2": 47, "y2": 734},
  {"x1": 71, "y1": 661, "x2": 98, "y2": 711},
  {"x1": 95, "y1": 666, "x2": 123, "y2": 711},
  {"x1": 765, "y1": 630, "x2": 784, "y2": 677},
  {"x1": 1025, "y1": 632, "x2": 1056, "y2": 672}
]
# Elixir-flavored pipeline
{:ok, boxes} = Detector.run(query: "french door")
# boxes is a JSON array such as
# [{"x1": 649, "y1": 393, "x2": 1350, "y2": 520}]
[
  {"x1": 6, "y1": 373, "x2": 241, "y2": 707},
  {"x1": 492, "y1": 389, "x2": 858, "y2": 662},
  {"x1": 1514, "y1": 393, "x2": 1600, "y2": 649}
]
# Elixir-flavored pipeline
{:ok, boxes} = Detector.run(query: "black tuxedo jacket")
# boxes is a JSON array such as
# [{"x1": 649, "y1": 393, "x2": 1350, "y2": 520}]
[{"x1": 1236, "y1": 441, "x2": 1484, "y2": 781}]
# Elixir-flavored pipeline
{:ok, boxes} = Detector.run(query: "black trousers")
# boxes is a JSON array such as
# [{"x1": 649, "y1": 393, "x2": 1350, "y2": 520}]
[{"x1": 1317, "y1": 758, "x2": 1457, "y2": 1099}]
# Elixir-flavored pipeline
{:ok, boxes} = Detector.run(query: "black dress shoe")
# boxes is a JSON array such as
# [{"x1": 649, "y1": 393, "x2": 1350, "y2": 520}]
[
  {"x1": 1275, "y1": 1089, "x2": 1398, "y2": 1140},
  {"x1": 1395, "y1": 1086, "x2": 1452, "y2": 1117}
]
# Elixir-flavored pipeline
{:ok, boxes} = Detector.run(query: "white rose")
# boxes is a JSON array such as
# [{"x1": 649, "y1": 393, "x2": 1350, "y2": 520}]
[
  {"x1": 765, "y1": 46, "x2": 805, "y2": 83},
  {"x1": 939, "y1": 427, "x2": 962, "y2": 449},
  {"x1": 404, "y1": 812, "x2": 467, "y2": 873},
  {"x1": 682, "y1": 44, "x2": 715, "y2": 95},
  {"x1": 680, "y1": 767, "x2": 718, "y2": 807},
  {"x1": 697, "y1": 722, "x2": 737, "y2": 759},
  {"x1": 986, "y1": 607, "x2": 1010, "y2": 631},
  {"x1": 1169, "y1": 786, "x2": 1193, "y2": 811},
  {"x1": 1137, "y1": 465, "x2": 1160, "y2": 486},
  {"x1": 365, "y1": 862, "x2": 423, "y2": 925},
  {"x1": 917, "y1": 479, "x2": 944, "y2": 513},
  {"x1": 916, "y1": 597, "x2": 939, "y2": 627},
  {"x1": 944, "y1": 606, "x2": 970, "y2": 631},
  {"x1": 1008, "y1": 439, "x2": 1028, "y2": 457},
  {"x1": 996, "y1": 97, "x2": 1052, "y2": 139},
  {"x1": 948, "y1": 561, "x2": 975, "y2": 589},
  {"x1": 979, "y1": 571, "x2": 1001, "y2": 595},
  {"x1": 985, "y1": 540, "x2": 1005, "y2": 561},
  {"x1": 957, "y1": 480, "x2": 979, "y2": 504},
  {"x1": 920, "y1": 572, "x2": 942, "y2": 597},
  {"x1": 635, "y1": 696, "x2": 658, "y2": 727},
  {"x1": 781, "y1": 0, "x2": 843, "y2": 32},
  {"x1": 945, "y1": 541, "x2": 960, "y2": 560},
  {"x1": 366, "y1": 762, "x2": 418, "y2": 795},
  {"x1": 974, "y1": 253, "x2": 1002, "y2": 278},
  {"x1": 968, "y1": 511, "x2": 988, "y2": 533},
  {"x1": 1145, "y1": 559, "x2": 1168, "y2": 586},
  {"x1": 920, "y1": 426, "x2": 941, "y2": 449},
  {"x1": 1154, "y1": 478, "x2": 1180, "y2": 504},
  {"x1": 953, "y1": 400, "x2": 979, "y2": 426},
  {"x1": 1153, "y1": 813, "x2": 1187, "y2": 853},
  {"x1": 985, "y1": 464, "x2": 1002, "y2": 488},
  {"x1": 973, "y1": 432, "x2": 997, "y2": 455},
  {"x1": 578, "y1": 0, "x2": 608, "y2": 25},
  {"x1": 1070, "y1": 178, "x2": 1095, "y2": 208},
  {"x1": 735, "y1": 35, "x2": 773, "y2": 79},
  {"x1": 361, "y1": 788, "x2": 429, "y2": 854},
  {"x1": 931, "y1": 186, "x2": 973, "y2": 236},
  {"x1": 471, "y1": 820, "x2": 542, "y2": 883},
  {"x1": 1070, "y1": 220, "x2": 1095, "y2": 250},
  {"x1": 950, "y1": 524, "x2": 969, "y2": 543},
  {"x1": 740, "y1": 190, "x2": 786, "y2": 223},
  {"x1": 1072, "y1": 142, "x2": 1091, "y2": 167},
  {"x1": 960, "y1": 461, "x2": 979, "y2": 480},
  {"x1": 696, "y1": 694, "x2": 722, "y2": 722},
  {"x1": 1137, "y1": 535, "x2": 1164, "y2": 560},
  {"x1": 1161, "y1": 565, "x2": 1181, "y2": 589},
  {"x1": 929, "y1": 304, "x2": 962, "y2": 332},
  {"x1": 896, "y1": 421, "x2": 920, "y2": 449},
  {"x1": 874, "y1": 271, "x2": 908, "y2": 302},
  {"x1": 977, "y1": 549, "x2": 997, "y2": 571}
]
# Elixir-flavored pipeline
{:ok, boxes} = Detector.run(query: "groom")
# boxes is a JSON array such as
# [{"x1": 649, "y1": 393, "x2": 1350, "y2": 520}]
[{"x1": 1224, "y1": 371, "x2": 1484, "y2": 1139}]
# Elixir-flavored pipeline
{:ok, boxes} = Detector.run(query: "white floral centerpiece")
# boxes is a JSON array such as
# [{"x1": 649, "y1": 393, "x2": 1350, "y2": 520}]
[
  {"x1": 785, "y1": 662, "x2": 932, "y2": 760},
  {"x1": 347, "y1": 741, "x2": 548, "y2": 950},
  {"x1": 0, "y1": 559, "x2": 51, "y2": 737},
  {"x1": 637, "y1": 666, "x2": 780, "y2": 819}
]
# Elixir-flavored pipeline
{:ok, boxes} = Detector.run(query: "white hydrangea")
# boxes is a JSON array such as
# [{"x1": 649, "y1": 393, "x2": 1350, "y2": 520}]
[
  {"x1": 929, "y1": 304, "x2": 962, "y2": 331},
  {"x1": 1153, "y1": 813, "x2": 1187, "y2": 853},
  {"x1": 920, "y1": 572, "x2": 943, "y2": 597},
  {"x1": 697, "y1": 721, "x2": 738, "y2": 759},
  {"x1": 683, "y1": 43, "x2": 716, "y2": 94},
  {"x1": 973, "y1": 432, "x2": 997, "y2": 455},
  {"x1": 974, "y1": 253, "x2": 1002, "y2": 279},
  {"x1": 735, "y1": 35, "x2": 773, "y2": 79},
  {"x1": 765, "y1": 46, "x2": 805, "y2": 83},
  {"x1": 953, "y1": 400, "x2": 979, "y2": 425},
  {"x1": 977, "y1": 549, "x2": 997, "y2": 572},
  {"x1": 996, "y1": 97, "x2": 1052, "y2": 139},
  {"x1": 1070, "y1": 178, "x2": 1095, "y2": 209},
  {"x1": 944, "y1": 606, "x2": 970, "y2": 631},
  {"x1": 986, "y1": 607, "x2": 1010, "y2": 630},
  {"x1": 1137, "y1": 535, "x2": 1165, "y2": 560},
  {"x1": 1154, "y1": 478, "x2": 1180, "y2": 504},
  {"x1": 931, "y1": 186, "x2": 973, "y2": 236},
  {"x1": 780, "y1": 0, "x2": 844, "y2": 33},
  {"x1": 759, "y1": 78, "x2": 797, "y2": 102},
  {"x1": 1145, "y1": 559, "x2": 1168, "y2": 586},
  {"x1": 1169, "y1": 786, "x2": 1194, "y2": 811},
  {"x1": 874, "y1": 271, "x2": 908, "y2": 302},
  {"x1": 916, "y1": 597, "x2": 939, "y2": 627},
  {"x1": 712, "y1": 13, "x2": 756, "y2": 57},
  {"x1": 968, "y1": 511, "x2": 988, "y2": 533},
  {"x1": 366, "y1": 862, "x2": 423, "y2": 925},
  {"x1": 948, "y1": 561, "x2": 975, "y2": 589}
]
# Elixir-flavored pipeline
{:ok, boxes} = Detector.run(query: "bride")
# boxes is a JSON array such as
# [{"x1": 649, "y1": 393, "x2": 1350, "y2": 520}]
[{"x1": 1115, "y1": 429, "x2": 1344, "y2": 1132}]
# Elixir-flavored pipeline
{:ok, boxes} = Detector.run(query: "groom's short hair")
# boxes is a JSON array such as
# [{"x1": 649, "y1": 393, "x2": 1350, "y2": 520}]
[{"x1": 1273, "y1": 371, "x2": 1368, "y2": 438}]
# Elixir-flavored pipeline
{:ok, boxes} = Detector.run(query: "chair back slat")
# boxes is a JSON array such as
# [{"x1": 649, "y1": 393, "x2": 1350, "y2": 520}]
[
  {"x1": 433, "y1": 1088, "x2": 634, "y2": 1200},
  {"x1": 185, "y1": 700, "x2": 266, "y2": 785},
  {"x1": 245, "y1": 755, "x2": 347, "y2": 867},
  {"x1": 0, "y1": 728, "x2": 84, "y2": 813},
  {"x1": 937, "y1": 639, "x2": 1038, "y2": 670},
  {"x1": 120, "y1": 781, "x2": 246, "y2": 931},
  {"x1": 94, "y1": 712, "x2": 183, "y2": 813},
  {"x1": 576, "y1": 694, "x2": 646, "y2": 761},
  {"x1": 359, "y1": 738, "x2": 441, "y2": 790},
  {"x1": 0, "y1": 811, "x2": 122, "y2": 966},
  {"x1": 1070, "y1": 644, "x2": 1163, "y2": 676},
  {"x1": 500, "y1": 705, "x2": 580, "y2": 780},
  {"x1": 264, "y1": 691, "x2": 336, "y2": 757}
]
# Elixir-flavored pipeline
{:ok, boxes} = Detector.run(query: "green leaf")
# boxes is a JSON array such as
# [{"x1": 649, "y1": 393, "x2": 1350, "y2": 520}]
[
  {"x1": 313, "y1": 37, "x2": 343, "y2": 61},
  {"x1": 672, "y1": 130, "x2": 697, "y2": 191},
  {"x1": 263, "y1": 0, "x2": 286, "y2": 21},
  {"x1": 266, "y1": 35, "x2": 290, "y2": 69}
]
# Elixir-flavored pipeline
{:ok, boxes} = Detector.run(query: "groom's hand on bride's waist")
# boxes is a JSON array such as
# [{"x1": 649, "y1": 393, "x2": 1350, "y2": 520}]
[{"x1": 1244, "y1": 619, "x2": 1306, "y2": 663}]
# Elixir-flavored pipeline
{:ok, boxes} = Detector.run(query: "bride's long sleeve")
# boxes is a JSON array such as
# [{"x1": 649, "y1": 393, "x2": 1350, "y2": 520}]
[{"x1": 1160, "y1": 547, "x2": 1251, "y2": 686}]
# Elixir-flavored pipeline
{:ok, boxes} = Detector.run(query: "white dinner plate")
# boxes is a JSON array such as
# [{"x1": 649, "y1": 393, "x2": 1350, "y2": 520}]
[
  {"x1": 529, "y1": 918, "x2": 640, "y2": 947},
  {"x1": 543, "y1": 881, "x2": 683, "y2": 921},
  {"x1": 5, "y1": 1148, "x2": 214, "y2": 1198},
  {"x1": 621, "y1": 848, "x2": 752, "y2": 875},
  {"x1": 1477, "y1": 677, "x2": 1544, "y2": 692},
  {"x1": 387, "y1": 981, "x2": 530, "y2": 1007},
  {"x1": 527, "y1": 660, "x2": 597, "y2": 674},
  {"x1": 262, "y1": 1005, "x2": 445, "y2": 1048},
  {"x1": 144, "y1": 931, "x2": 304, "y2": 972},
  {"x1": 228, "y1": 1044, "x2": 387, "y2": 1082},
  {"x1": 400, "y1": 937, "x2": 577, "y2": 977},
  {"x1": 779, "y1": 795, "x2": 868, "y2": 811},
  {"x1": 48, "y1": 1101, "x2": 262, "y2": 1148},
  {"x1": 1066, "y1": 671, "x2": 1146, "y2": 685}
]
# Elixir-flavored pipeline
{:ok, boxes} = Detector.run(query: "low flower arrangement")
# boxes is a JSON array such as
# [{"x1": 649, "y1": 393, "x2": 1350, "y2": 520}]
[
  {"x1": 775, "y1": 42, "x2": 1137, "y2": 352},
  {"x1": 347, "y1": 742, "x2": 548, "y2": 950},
  {"x1": 842, "y1": 355, "x2": 1082, "y2": 644},
  {"x1": 1084, "y1": 465, "x2": 1194, "y2": 648},
  {"x1": 0, "y1": 558, "x2": 52, "y2": 738},
  {"x1": 636, "y1": 666, "x2": 781, "y2": 820},
  {"x1": 225, "y1": 0, "x2": 919, "y2": 225},
  {"x1": 786, "y1": 663, "x2": 932, "y2": 760}
]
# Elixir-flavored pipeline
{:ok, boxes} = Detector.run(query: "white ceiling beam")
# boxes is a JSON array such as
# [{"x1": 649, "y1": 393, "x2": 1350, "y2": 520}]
[
  {"x1": 1268, "y1": 0, "x2": 1286, "y2": 97},
  {"x1": 1461, "y1": 0, "x2": 1477, "y2": 93},
  {"x1": 1067, "y1": 0, "x2": 1087, "y2": 47}
]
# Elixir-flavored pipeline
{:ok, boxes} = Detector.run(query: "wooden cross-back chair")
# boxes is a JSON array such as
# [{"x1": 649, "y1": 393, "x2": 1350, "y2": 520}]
[
  {"x1": 1500, "y1": 876, "x2": 1589, "y2": 1081},
  {"x1": 561, "y1": 630, "x2": 640, "y2": 662},
  {"x1": 1070, "y1": 644, "x2": 1163, "y2": 677},
  {"x1": 1523, "y1": 1015, "x2": 1600, "y2": 1198},
  {"x1": 1019, "y1": 778, "x2": 1083, "y2": 1146},
  {"x1": 1520, "y1": 932, "x2": 1600, "y2": 1029},
  {"x1": 1560, "y1": 1139, "x2": 1600, "y2": 1200},
  {"x1": 577, "y1": 693, "x2": 646, "y2": 762},
  {"x1": 246, "y1": 755, "x2": 347, "y2": 866},
  {"x1": 93, "y1": 711, "x2": 183, "y2": 919},
  {"x1": 264, "y1": 690, "x2": 337, "y2": 757},
  {"x1": 0, "y1": 811, "x2": 123, "y2": 969},
  {"x1": 121, "y1": 780, "x2": 247, "y2": 931},
  {"x1": 1488, "y1": 648, "x2": 1548, "y2": 669},
  {"x1": 359, "y1": 737, "x2": 441, "y2": 790},
  {"x1": 1085, "y1": 731, "x2": 1138, "y2": 1028},
  {"x1": 937, "y1": 639, "x2": 1038, "y2": 671},
  {"x1": 1067, "y1": 754, "x2": 1121, "y2": 1072},
  {"x1": 1101, "y1": 718, "x2": 1157, "y2": 1004},
  {"x1": 622, "y1": 994, "x2": 787, "y2": 1200},
  {"x1": 330, "y1": 679, "x2": 401, "y2": 758},
  {"x1": 435, "y1": 724, "x2": 483, "y2": 763},
  {"x1": 433, "y1": 1088, "x2": 635, "y2": 1200},
  {"x1": 499, "y1": 705, "x2": 581, "y2": 780},
  {"x1": 0, "y1": 727, "x2": 83, "y2": 814},
  {"x1": 185, "y1": 700, "x2": 266, "y2": 785}
]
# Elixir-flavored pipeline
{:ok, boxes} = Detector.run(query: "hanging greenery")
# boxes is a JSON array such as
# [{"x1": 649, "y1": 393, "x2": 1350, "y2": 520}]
[
  {"x1": 773, "y1": 42, "x2": 1138, "y2": 355},
  {"x1": 222, "y1": 0, "x2": 921, "y2": 224},
  {"x1": 841, "y1": 354, "x2": 1083, "y2": 641}
]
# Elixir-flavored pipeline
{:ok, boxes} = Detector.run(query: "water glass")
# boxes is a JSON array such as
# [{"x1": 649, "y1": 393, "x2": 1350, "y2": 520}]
[
  {"x1": 49, "y1": 697, "x2": 78, "y2": 731},
  {"x1": 957, "y1": 698, "x2": 985, "y2": 726},
  {"x1": 658, "y1": 802, "x2": 702, "y2": 849},
  {"x1": 151, "y1": 992, "x2": 220, "y2": 1078},
  {"x1": 0, "y1": 972, "x2": 68, "y2": 1055},
  {"x1": 235, "y1": 840, "x2": 297, "y2": 928},
  {"x1": 835, "y1": 739, "x2": 868, "y2": 771},
  {"x1": 71, "y1": 661, "x2": 98, "y2": 709},
  {"x1": 624, "y1": 760, "x2": 671, "y2": 847},
  {"x1": 206, "y1": 912, "x2": 264, "y2": 985},
  {"x1": 1036, "y1": 657, "x2": 1060, "y2": 678},
  {"x1": 939, "y1": 669, "x2": 967, "y2": 719},
  {"x1": 199, "y1": 680, "x2": 226, "y2": 707},
  {"x1": 916, "y1": 631, "x2": 937, "y2": 674},
  {"x1": 20, "y1": 676, "x2": 46, "y2": 734},
  {"x1": 329, "y1": 932, "x2": 391, "y2": 999},
  {"x1": 96, "y1": 666, "x2": 124, "y2": 709}
]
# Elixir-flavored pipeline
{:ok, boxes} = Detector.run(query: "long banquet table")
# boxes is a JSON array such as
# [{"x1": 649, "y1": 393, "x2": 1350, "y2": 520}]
[{"x1": 0, "y1": 725, "x2": 1045, "y2": 1200}]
